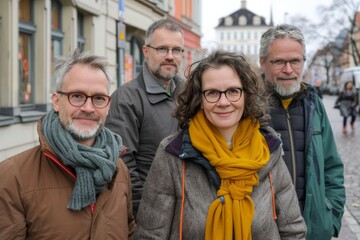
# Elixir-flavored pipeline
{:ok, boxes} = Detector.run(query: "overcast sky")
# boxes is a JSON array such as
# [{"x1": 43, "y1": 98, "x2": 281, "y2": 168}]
[{"x1": 201, "y1": 0, "x2": 334, "y2": 52}]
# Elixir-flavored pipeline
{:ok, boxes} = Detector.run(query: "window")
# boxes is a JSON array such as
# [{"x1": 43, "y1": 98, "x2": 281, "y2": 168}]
[
  {"x1": 77, "y1": 12, "x2": 86, "y2": 52},
  {"x1": 51, "y1": 0, "x2": 64, "y2": 93},
  {"x1": 239, "y1": 16, "x2": 247, "y2": 26},
  {"x1": 253, "y1": 16, "x2": 261, "y2": 25},
  {"x1": 225, "y1": 17, "x2": 233, "y2": 26},
  {"x1": 18, "y1": 0, "x2": 35, "y2": 105}
]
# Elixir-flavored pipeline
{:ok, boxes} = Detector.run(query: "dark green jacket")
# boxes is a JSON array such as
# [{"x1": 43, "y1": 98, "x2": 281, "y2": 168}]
[{"x1": 269, "y1": 83, "x2": 345, "y2": 239}]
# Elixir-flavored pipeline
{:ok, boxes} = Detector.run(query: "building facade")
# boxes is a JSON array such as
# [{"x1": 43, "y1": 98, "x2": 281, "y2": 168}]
[
  {"x1": 0, "y1": 0, "x2": 202, "y2": 161},
  {"x1": 214, "y1": 1, "x2": 270, "y2": 66}
]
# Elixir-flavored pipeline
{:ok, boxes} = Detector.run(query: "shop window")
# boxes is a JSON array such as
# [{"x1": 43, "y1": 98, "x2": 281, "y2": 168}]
[
  {"x1": 18, "y1": 0, "x2": 35, "y2": 106},
  {"x1": 51, "y1": 0, "x2": 64, "y2": 93}
]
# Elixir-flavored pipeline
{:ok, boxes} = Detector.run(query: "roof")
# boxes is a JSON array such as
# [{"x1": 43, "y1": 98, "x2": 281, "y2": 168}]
[{"x1": 216, "y1": 8, "x2": 267, "y2": 28}]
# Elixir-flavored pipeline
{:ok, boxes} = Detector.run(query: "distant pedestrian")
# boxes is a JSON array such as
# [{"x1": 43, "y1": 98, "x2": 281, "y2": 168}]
[
  {"x1": 335, "y1": 81, "x2": 358, "y2": 133},
  {"x1": 260, "y1": 24, "x2": 345, "y2": 240}
]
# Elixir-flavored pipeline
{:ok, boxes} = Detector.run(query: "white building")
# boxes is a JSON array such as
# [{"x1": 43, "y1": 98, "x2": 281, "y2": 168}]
[{"x1": 215, "y1": 1, "x2": 271, "y2": 66}]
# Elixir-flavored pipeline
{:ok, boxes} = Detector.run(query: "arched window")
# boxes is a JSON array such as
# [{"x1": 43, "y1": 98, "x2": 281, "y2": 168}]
[
  {"x1": 225, "y1": 17, "x2": 233, "y2": 26},
  {"x1": 239, "y1": 16, "x2": 247, "y2": 25},
  {"x1": 253, "y1": 16, "x2": 261, "y2": 25}
]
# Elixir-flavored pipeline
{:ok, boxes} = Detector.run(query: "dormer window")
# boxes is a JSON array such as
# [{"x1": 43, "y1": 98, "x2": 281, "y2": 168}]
[
  {"x1": 253, "y1": 16, "x2": 260, "y2": 25},
  {"x1": 225, "y1": 17, "x2": 233, "y2": 26},
  {"x1": 239, "y1": 16, "x2": 247, "y2": 25}
]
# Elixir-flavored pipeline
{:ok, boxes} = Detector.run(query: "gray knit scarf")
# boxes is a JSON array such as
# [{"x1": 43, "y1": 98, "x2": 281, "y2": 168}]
[{"x1": 42, "y1": 110, "x2": 122, "y2": 211}]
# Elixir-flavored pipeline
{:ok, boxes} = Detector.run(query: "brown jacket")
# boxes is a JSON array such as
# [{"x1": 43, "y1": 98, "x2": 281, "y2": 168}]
[{"x1": 0, "y1": 120, "x2": 136, "y2": 239}]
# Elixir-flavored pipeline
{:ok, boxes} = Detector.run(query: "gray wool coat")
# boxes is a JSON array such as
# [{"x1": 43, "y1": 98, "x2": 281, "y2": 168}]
[
  {"x1": 105, "y1": 62, "x2": 184, "y2": 215},
  {"x1": 135, "y1": 127, "x2": 307, "y2": 239}
]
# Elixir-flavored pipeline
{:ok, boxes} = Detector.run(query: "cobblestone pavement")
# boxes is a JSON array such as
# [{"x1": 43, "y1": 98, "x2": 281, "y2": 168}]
[{"x1": 322, "y1": 95, "x2": 360, "y2": 240}]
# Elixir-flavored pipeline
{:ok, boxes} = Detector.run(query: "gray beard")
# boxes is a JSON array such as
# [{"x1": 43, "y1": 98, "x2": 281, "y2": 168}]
[
  {"x1": 66, "y1": 123, "x2": 101, "y2": 140},
  {"x1": 274, "y1": 81, "x2": 301, "y2": 97}
]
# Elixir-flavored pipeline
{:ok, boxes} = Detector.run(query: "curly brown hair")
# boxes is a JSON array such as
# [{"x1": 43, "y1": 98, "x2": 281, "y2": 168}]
[{"x1": 174, "y1": 49, "x2": 269, "y2": 129}]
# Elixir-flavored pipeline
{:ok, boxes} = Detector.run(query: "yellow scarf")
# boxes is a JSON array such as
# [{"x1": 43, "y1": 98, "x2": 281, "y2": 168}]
[{"x1": 189, "y1": 111, "x2": 270, "y2": 240}]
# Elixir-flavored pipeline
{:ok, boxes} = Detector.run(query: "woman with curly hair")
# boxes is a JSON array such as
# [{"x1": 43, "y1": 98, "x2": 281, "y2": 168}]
[{"x1": 135, "y1": 50, "x2": 306, "y2": 240}]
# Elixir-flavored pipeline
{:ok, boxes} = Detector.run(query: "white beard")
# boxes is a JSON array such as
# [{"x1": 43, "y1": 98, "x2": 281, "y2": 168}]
[
  {"x1": 274, "y1": 81, "x2": 301, "y2": 97},
  {"x1": 66, "y1": 123, "x2": 100, "y2": 140}
]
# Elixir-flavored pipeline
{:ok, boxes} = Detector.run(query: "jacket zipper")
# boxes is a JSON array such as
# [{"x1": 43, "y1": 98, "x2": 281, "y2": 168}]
[
  {"x1": 285, "y1": 110, "x2": 297, "y2": 189},
  {"x1": 43, "y1": 151, "x2": 95, "y2": 214}
]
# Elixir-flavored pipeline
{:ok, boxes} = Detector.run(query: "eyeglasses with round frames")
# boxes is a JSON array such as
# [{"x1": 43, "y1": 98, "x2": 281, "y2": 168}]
[
  {"x1": 269, "y1": 58, "x2": 306, "y2": 70},
  {"x1": 146, "y1": 45, "x2": 184, "y2": 57},
  {"x1": 202, "y1": 88, "x2": 244, "y2": 103},
  {"x1": 57, "y1": 91, "x2": 111, "y2": 109}
]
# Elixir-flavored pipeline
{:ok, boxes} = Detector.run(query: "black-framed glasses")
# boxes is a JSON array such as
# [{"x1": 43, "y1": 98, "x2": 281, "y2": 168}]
[
  {"x1": 269, "y1": 58, "x2": 306, "y2": 70},
  {"x1": 202, "y1": 88, "x2": 244, "y2": 103},
  {"x1": 146, "y1": 45, "x2": 184, "y2": 57},
  {"x1": 57, "y1": 91, "x2": 111, "y2": 109}
]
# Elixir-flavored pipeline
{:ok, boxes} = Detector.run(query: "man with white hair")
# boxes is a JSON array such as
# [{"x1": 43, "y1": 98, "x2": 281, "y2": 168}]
[{"x1": 260, "y1": 24, "x2": 345, "y2": 240}]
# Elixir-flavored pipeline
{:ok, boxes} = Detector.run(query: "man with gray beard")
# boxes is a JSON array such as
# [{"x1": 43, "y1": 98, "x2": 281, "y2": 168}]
[
  {"x1": 0, "y1": 50, "x2": 135, "y2": 239},
  {"x1": 105, "y1": 19, "x2": 185, "y2": 216},
  {"x1": 259, "y1": 24, "x2": 345, "y2": 240}
]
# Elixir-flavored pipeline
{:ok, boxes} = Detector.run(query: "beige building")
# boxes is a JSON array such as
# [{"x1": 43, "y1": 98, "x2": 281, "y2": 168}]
[
  {"x1": 0, "y1": 0, "x2": 202, "y2": 161},
  {"x1": 0, "y1": 0, "x2": 120, "y2": 160}
]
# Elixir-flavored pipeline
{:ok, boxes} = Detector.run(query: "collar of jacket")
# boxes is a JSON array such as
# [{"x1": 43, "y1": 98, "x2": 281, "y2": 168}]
[
  {"x1": 142, "y1": 62, "x2": 176, "y2": 104},
  {"x1": 165, "y1": 127, "x2": 282, "y2": 189}
]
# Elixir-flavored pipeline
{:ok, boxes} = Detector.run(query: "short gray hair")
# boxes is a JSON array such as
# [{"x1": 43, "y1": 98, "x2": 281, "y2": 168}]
[
  {"x1": 55, "y1": 49, "x2": 112, "y2": 91},
  {"x1": 145, "y1": 19, "x2": 183, "y2": 45},
  {"x1": 259, "y1": 24, "x2": 306, "y2": 59}
]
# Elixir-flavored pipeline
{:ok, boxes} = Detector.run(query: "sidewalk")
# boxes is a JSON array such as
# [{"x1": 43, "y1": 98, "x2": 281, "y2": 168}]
[{"x1": 322, "y1": 95, "x2": 360, "y2": 240}]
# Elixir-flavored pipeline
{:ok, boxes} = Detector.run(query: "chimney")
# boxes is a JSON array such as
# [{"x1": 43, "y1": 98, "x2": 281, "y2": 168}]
[{"x1": 241, "y1": 0, "x2": 246, "y2": 9}]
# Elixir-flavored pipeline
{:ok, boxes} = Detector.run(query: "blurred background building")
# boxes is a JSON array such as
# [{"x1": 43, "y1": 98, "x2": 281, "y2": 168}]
[
  {"x1": 1, "y1": 0, "x2": 359, "y2": 160},
  {"x1": 0, "y1": 0, "x2": 202, "y2": 160},
  {"x1": 214, "y1": 0, "x2": 272, "y2": 66}
]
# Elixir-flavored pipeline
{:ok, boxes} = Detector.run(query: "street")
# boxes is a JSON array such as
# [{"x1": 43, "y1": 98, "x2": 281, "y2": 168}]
[{"x1": 322, "y1": 95, "x2": 360, "y2": 239}]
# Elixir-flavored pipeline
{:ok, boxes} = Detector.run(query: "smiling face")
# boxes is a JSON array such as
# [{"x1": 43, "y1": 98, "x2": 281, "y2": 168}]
[
  {"x1": 201, "y1": 65, "x2": 244, "y2": 140},
  {"x1": 260, "y1": 38, "x2": 305, "y2": 97},
  {"x1": 52, "y1": 64, "x2": 110, "y2": 146},
  {"x1": 142, "y1": 28, "x2": 184, "y2": 85}
]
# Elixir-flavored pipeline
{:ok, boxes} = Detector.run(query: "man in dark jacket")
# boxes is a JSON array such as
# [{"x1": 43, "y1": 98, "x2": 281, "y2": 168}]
[
  {"x1": 259, "y1": 24, "x2": 345, "y2": 239},
  {"x1": 105, "y1": 19, "x2": 185, "y2": 216}
]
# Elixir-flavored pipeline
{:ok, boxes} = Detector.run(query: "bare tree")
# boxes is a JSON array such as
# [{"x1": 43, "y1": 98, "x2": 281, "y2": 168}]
[{"x1": 290, "y1": 0, "x2": 360, "y2": 65}]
